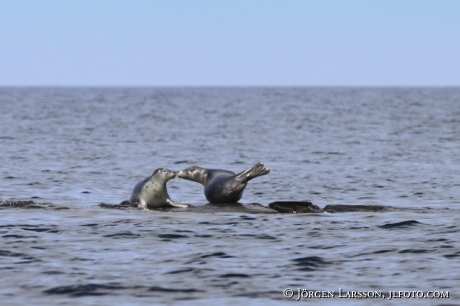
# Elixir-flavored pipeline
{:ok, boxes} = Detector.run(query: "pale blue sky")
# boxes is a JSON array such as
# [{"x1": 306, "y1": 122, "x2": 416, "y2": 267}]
[{"x1": 1, "y1": 0, "x2": 459, "y2": 86}]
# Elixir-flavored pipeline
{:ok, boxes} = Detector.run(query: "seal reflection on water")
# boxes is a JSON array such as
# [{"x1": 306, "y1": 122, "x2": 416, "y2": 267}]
[
  {"x1": 130, "y1": 168, "x2": 188, "y2": 209},
  {"x1": 177, "y1": 162, "x2": 270, "y2": 204}
]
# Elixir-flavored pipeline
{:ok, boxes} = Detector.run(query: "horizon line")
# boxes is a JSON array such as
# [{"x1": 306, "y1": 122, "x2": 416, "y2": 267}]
[{"x1": 1, "y1": 84, "x2": 459, "y2": 89}]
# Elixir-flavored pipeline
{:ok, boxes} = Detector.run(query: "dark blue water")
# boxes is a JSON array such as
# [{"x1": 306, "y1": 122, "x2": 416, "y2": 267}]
[{"x1": 1, "y1": 87, "x2": 459, "y2": 305}]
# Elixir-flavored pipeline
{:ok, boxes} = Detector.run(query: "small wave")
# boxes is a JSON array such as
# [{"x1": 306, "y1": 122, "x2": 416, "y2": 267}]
[
  {"x1": 219, "y1": 273, "x2": 250, "y2": 278},
  {"x1": 379, "y1": 220, "x2": 422, "y2": 229},
  {"x1": 44, "y1": 284, "x2": 128, "y2": 297},
  {"x1": 399, "y1": 249, "x2": 432, "y2": 254},
  {"x1": 103, "y1": 231, "x2": 141, "y2": 238},
  {"x1": 158, "y1": 234, "x2": 189, "y2": 239},
  {"x1": 291, "y1": 256, "x2": 332, "y2": 271},
  {"x1": 200, "y1": 252, "x2": 233, "y2": 259}
]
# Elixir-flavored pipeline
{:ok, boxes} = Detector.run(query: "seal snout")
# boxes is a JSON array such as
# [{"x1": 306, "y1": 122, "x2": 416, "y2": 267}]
[{"x1": 176, "y1": 170, "x2": 186, "y2": 178}]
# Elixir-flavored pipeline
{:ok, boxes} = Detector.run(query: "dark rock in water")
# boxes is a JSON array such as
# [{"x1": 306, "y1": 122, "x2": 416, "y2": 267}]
[
  {"x1": 268, "y1": 201, "x2": 323, "y2": 213},
  {"x1": 99, "y1": 201, "x2": 395, "y2": 214},
  {"x1": 98, "y1": 202, "x2": 132, "y2": 210},
  {"x1": 119, "y1": 200, "x2": 131, "y2": 206},
  {"x1": 379, "y1": 220, "x2": 421, "y2": 229},
  {"x1": 181, "y1": 203, "x2": 277, "y2": 214},
  {"x1": 0, "y1": 200, "x2": 44, "y2": 209},
  {"x1": 98, "y1": 202, "x2": 277, "y2": 214},
  {"x1": 323, "y1": 204, "x2": 390, "y2": 213},
  {"x1": 0, "y1": 200, "x2": 68, "y2": 210}
]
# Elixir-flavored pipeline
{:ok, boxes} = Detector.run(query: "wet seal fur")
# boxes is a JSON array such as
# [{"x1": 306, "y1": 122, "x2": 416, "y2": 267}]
[
  {"x1": 130, "y1": 168, "x2": 187, "y2": 209},
  {"x1": 177, "y1": 162, "x2": 270, "y2": 204}
]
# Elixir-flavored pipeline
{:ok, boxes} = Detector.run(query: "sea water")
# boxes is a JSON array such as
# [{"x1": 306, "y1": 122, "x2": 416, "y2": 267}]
[{"x1": 0, "y1": 87, "x2": 459, "y2": 305}]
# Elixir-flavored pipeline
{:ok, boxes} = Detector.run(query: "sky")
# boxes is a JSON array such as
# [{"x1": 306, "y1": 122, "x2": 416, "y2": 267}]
[{"x1": 1, "y1": 0, "x2": 459, "y2": 87}]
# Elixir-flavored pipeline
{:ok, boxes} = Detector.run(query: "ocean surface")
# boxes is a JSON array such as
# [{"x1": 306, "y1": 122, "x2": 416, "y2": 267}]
[{"x1": 0, "y1": 87, "x2": 459, "y2": 305}]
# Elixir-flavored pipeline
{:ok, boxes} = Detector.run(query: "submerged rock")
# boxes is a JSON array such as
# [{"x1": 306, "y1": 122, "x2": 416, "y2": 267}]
[
  {"x1": 99, "y1": 201, "x2": 398, "y2": 214},
  {"x1": 99, "y1": 202, "x2": 278, "y2": 214},
  {"x1": 0, "y1": 200, "x2": 68, "y2": 210},
  {"x1": 178, "y1": 203, "x2": 277, "y2": 214},
  {"x1": 268, "y1": 201, "x2": 323, "y2": 213},
  {"x1": 99, "y1": 201, "x2": 132, "y2": 210},
  {"x1": 323, "y1": 204, "x2": 390, "y2": 213},
  {"x1": 0, "y1": 200, "x2": 44, "y2": 209}
]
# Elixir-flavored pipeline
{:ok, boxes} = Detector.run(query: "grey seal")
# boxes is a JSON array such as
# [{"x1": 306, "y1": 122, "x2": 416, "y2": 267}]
[
  {"x1": 130, "y1": 168, "x2": 188, "y2": 209},
  {"x1": 177, "y1": 162, "x2": 270, "y2": 203}
]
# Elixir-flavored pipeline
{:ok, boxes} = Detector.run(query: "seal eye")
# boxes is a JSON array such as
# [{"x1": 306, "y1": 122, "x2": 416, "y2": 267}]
[{"x1": 163, "y1": 169, "x2": 167, "y2": 173}]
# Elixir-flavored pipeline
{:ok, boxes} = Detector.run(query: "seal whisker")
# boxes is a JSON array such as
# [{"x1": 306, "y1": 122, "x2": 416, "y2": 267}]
[{"x1": 172, "y1": 175, "x2": 180, "y2": 184}]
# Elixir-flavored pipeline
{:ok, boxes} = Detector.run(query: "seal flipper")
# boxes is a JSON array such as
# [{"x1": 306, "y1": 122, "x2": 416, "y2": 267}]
[
  {"x1": 235, "y1": 162, "x2": 270, "y2": 182},
  {"x1": 138, "y1": 199, "x2": 148, "y2": 210},
  {"x1": 166, "y1": 199, "x2": 189, "y2": 208}
]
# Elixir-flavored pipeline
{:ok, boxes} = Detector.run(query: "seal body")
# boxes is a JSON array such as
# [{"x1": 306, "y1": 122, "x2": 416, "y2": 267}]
[
  {"x1": 130, "y1": 168, "x2": 187, "y2": 209},
  {"x1": 177, "y1": 162, "x2": 270, "y2": 203}
]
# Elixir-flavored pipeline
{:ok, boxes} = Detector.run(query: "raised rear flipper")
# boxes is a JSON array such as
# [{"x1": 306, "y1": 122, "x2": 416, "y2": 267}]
[{"x1": 236, "y1": 162, "x2": 270, "y2": 182}]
